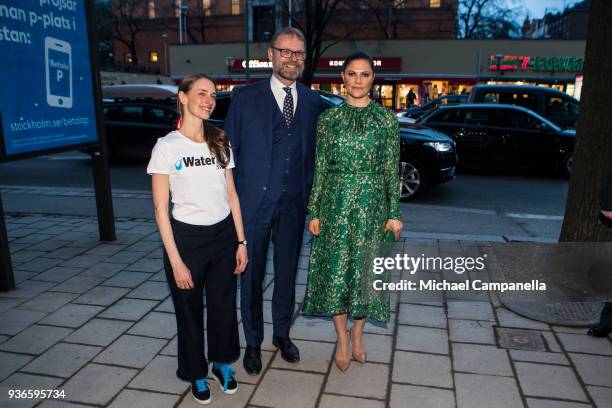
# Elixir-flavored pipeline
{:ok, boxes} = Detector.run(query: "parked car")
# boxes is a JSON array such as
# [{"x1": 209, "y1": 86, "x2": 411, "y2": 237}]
[
  {"x1": 98, "y1": 84, "x2": 456, "y2": 199},
  {"x1": 418, "y1": 103, "x2": 575, "y2": 176},
  {"x1": 397, "y1": 94, "x2": 468, "y2": 123},
  {"x1": 398, "y1": 123, "x2": 457, "y2": 200},
  {"x1": 468, "y1": 84, "x2": 579, "y2": 128}
]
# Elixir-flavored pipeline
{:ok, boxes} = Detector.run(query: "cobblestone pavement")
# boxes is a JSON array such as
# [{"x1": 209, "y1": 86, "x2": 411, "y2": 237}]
[{"x1": 1, "y1": 213, "x2": 611, "y2": 407}]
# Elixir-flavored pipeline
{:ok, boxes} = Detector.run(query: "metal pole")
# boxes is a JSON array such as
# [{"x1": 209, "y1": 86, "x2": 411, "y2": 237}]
[
  {"x1": 288, "y1": 0, "x2": 292, "y2": 27},
  {"x1": 245, "y1": 0, "x2": 250, "y2": 82},
  {"x1": 179, "y1": 0, "x2": 183, "y2": 45},
  {"x1": 86, "y1": 0, "x2": 116, "y2": 241},
  {"x1": 162, "y1": 33, "x2": 169, "y2": 75},
  {"x1": 0, "y1": 193, "x2": 15, "y2": 292},
  {"x1": 182, "y1": 4, "x2": 189, "y2": 44}
]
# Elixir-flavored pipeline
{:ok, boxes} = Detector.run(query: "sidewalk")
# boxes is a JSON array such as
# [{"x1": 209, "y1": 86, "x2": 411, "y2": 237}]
[{"x1": 0, "y1": 213, "x2": 611, "y2": 408}]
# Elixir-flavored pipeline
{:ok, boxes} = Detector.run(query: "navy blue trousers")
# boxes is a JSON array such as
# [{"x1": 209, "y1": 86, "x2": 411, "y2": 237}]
[{"x1": 240, "y1": 193, "x2": 306, "y2": 346}]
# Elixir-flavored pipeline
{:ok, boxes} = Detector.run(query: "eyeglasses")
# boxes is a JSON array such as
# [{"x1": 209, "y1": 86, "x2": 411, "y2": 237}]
[{"x1": 271, "y1": 47, "x2": 307, "y2": 61}]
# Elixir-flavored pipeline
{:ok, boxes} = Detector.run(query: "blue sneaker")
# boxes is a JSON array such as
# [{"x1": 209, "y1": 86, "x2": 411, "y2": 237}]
[
  {"x1": 211, "y1": 363, "x2": 238, "y2": 394},
  {"x1": 191, "y1": 378, "x2": 211, "y2": 405}
]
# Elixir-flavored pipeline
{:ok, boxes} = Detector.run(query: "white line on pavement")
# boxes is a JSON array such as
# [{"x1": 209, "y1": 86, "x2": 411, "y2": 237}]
[{"x1": 505, "y1": 213, "x2": 564, "y2": 221}]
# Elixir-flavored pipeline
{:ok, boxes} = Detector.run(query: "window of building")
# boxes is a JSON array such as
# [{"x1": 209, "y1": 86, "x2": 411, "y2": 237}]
[
  {"x1": 203, "y1": 0, "x2": 212, "y2": 16},
  {"x1": 148, "y1": 1, "x2": 155, "y2": 19},
  {"x1": 253, "y1": 5, "x2": 275, "y2": 41},
  {"x1": 150, "y1": 51, "x2": 159, "y2": 63},
  {"x1": 430, "y1": 0, "x2": 441, "y2": 8},
  {"x1": 397, "y1": 84, "x2": 419, "y2": 109},
  {"x1": 124, "y1": 53, "x2": 133, "y2": 64},
  {"x1": 231, "y1": 0, "x2": 240, "y2": 15}
]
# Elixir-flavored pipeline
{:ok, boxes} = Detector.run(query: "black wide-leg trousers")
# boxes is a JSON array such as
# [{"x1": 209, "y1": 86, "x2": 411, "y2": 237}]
[{"x1": 163, "y1": 215, "x2": 240, "y2": 382}]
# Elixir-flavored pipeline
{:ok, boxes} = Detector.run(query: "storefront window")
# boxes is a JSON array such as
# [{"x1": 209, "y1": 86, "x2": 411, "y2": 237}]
[
  {"x1": 397, "y1": 84, "x2": 419, "y2": 109},
  {"x1": 216, "y1": 84, "x2": 236, "y2": 92},
  {"x1": 373, "y1": 84, "x2": 394, "y2": 109}
]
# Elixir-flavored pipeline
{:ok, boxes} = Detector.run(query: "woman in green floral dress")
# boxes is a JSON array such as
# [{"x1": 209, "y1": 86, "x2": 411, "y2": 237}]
[{"x1": 303, "y1": 51, "x2": 403, "y2": 372}]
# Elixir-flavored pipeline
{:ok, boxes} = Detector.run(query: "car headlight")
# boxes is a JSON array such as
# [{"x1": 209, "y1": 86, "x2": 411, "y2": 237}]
[{"x1": 424, "y1": 142, "x2": 453, "y2": 152}]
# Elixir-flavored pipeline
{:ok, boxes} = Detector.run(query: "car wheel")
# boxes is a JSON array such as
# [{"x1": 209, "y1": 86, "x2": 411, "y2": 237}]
[
  {"x1": 399, "y1": 159, "x2": 427, "y2": 201},
  {"x1": 561, "y1": 152, "x2": 573, "y2": 178}
]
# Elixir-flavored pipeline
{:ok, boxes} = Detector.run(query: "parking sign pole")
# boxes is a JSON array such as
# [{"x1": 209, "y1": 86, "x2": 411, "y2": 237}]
[
  {"x1": 0, "y1": 193, "x2": 15, "y2": 291},
  {"x1": 87, "y1": 0, "x2": 115, "y2": 241}
]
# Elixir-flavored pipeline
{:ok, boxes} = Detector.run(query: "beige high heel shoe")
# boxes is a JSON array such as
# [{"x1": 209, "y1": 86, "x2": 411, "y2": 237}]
[
  {"x1": 335, "y1": 332, "x2": 351, "y2": 372},
  {"x1": 350, "y1": 327, "x2": 367, "y2": 364}
]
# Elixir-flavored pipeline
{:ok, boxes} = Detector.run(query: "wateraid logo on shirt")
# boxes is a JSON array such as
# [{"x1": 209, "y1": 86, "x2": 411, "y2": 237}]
[
  {"x1": 175, "y1": 156, "x2": 217, "y2": 171},
  {"x1": 175, "y1": 159, "x2": 183, "y2": 171}
]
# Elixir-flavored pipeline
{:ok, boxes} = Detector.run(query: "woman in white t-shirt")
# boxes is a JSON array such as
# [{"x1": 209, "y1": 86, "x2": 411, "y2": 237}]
[{"x1": 147, "y1": 74, "x2": 247, "y2": 405}]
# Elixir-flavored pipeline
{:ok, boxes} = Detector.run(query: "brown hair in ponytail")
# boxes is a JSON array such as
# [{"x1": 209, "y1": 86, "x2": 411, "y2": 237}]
[{"x1": 177, "y1": 74, "x2": 231, "y2": 168}]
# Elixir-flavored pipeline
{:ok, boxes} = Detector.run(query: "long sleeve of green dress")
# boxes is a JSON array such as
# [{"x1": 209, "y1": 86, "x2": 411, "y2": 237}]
[{"x1": 384, "y1": 111, "x2": 402, "y2": 220}]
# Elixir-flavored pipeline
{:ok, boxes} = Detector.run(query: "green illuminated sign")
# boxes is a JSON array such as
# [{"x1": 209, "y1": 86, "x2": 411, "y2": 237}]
[{"x1": 489, "y1": 55, "x2": 584, "y2": 73}]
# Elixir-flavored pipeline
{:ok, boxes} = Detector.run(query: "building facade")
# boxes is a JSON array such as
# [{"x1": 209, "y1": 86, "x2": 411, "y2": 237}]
[
  {"x1": 170, "y1": 39, "x2": 586, "y2": 109},
  {"x1": 111, "y1": 0, "x2": 457, "y2": 75},
  {"x1": 523, "y1": 1, "x2": 589, "y2": 40}
]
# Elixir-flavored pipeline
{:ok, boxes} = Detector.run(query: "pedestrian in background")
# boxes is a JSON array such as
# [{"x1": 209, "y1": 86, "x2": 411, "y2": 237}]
[
  {"x1": 407, "y1": 87, "x2": 417, "y2": 107},
  {"x1": 147, "y1": 74, "x2": 248, "y2": 404},
  {"x1": 303, "y1": 51, "x2": 403, "y2": 372}
]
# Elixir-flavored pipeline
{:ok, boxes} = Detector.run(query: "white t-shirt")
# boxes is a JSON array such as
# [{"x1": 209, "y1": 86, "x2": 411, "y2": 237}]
[{"x1": 147, "y1": 130, "x2": 235, "y2": 226}]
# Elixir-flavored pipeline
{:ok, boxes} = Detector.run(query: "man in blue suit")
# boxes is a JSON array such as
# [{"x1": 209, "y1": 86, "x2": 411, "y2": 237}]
[{"x1": 224, "y1": 27, "x2": 325, "y2": 375}]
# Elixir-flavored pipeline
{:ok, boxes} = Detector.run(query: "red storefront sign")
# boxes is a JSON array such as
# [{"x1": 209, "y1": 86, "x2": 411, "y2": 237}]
[{"x1": 229, "y1": 57, "x2": 402, "y2": 72}]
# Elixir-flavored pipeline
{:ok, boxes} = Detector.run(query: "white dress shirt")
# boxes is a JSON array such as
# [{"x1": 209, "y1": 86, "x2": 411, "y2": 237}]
[{"x1": 270, "y1": 74, "x2": 297, "y2": 115}]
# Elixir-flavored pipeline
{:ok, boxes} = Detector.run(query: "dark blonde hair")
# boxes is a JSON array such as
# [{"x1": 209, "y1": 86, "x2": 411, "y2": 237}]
[
  {"x1": 269, "y1": 27, "x2": 305, "y2": 48},
  {"x1": 178, "y1": 74, "x2": 231, "y2": 168}
]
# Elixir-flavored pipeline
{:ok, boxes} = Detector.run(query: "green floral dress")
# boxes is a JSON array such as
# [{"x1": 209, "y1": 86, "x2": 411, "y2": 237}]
[{"x1": 302, "y1": 101, "x2": 401, "y2": 322}]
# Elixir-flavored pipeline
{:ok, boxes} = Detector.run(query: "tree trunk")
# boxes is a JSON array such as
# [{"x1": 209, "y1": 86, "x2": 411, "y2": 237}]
[{"x1": 559, "y1": 0, "x2": 612, "y2": 243}]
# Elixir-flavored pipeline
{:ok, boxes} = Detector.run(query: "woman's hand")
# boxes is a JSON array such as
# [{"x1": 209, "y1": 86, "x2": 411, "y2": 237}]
[
  {"x1": 384, "y1": 219, "x2": 403, "y2": 241},
  {"x1": 171, "y1": 260, "x2": 194, "y2": 289},
  {"x1": 309, "y1": 219, "x2": 321, "y2": 236},
  {"x1": 234, "y1": 245, "x2": 248, "y2": 274}
]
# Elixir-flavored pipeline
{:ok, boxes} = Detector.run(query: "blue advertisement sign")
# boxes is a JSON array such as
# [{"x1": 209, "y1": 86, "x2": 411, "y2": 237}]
[{"x1": 0, "y1": 0, "x2": 99, "y2": 159}]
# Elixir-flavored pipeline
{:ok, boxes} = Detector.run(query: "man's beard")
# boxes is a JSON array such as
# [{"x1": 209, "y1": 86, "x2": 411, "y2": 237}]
[{"x1": 275, "y1": 63, "x2": 303, "y2": 81}]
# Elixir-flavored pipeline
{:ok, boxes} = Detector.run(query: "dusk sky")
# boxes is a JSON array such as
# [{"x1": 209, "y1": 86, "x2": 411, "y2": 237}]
[{"x1": 521, "y1": 0, "x2": 580, "y2": 18}]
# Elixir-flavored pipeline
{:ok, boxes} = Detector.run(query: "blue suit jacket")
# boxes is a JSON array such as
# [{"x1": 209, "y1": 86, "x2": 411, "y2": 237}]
[{"x1": 224, "y1": 78, "x2": 325, "y2": 223}]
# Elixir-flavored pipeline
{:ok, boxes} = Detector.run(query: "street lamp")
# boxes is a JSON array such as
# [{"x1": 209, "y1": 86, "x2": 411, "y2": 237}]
[
  {"x1": 161, "y1": 32, "x2": 169, "y2": 75},
  {"x1": 178, "y1": 1, "x2": 188, "y2": 44}
]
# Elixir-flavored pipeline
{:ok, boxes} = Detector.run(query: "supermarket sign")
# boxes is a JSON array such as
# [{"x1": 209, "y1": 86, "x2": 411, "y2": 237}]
[{"x1": 489, "y1": 55, "x2": 584, "y2": 73}]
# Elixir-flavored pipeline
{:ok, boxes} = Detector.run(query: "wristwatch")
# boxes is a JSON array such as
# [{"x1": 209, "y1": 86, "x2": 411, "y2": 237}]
[{"x1": 238, "y1": 240, "x2": 248, "y2": 246}]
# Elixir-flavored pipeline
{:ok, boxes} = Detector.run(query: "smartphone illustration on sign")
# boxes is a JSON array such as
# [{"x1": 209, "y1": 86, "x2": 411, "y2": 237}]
[{"x1": 45, "y1": 37, "x2": 73, "y2": 109}]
